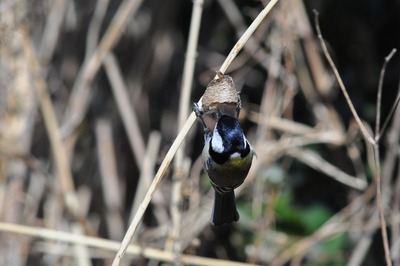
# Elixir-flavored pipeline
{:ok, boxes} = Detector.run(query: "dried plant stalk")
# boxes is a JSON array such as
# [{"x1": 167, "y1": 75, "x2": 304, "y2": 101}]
[
  {"x1": 111, "y1": 0, "x2": 280, "y2": 264},
  {"x1": 314, "y1": 10, "x2": 398, "y2": 266}
]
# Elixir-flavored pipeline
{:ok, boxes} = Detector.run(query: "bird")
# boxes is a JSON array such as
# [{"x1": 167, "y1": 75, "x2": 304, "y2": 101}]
[{"x1": 194, "y1": 104, "x2": 254, "y2": 226}]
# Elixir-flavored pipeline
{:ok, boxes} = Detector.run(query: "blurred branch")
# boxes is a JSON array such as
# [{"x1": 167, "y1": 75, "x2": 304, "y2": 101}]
[
  {"x1": 0, "y1": 222, "x2": 260, "y2": 266},
  {"x1": 129, "y1": 131, "x2": 161, "y2": 227},
  {"x1": 95, "y1": 117, "x2": 124, "y2": 240},
  {"x1": 287, "y1": 148, "x2": 367, "y2": 190},
  {"x1": 39, "y1": 0, "x2": 69, "y2": 63},
  {"x1": 104, "y1": 53, "x2": 145, "y2": 170},
  {"x1": 61, "y1": 0, "x2": 145, "y2": 137},
  {"x1": 21, "y1": 24, "x2": 94, "y2": 264},
  {"x1": 85, "y1": 0, "x2": 110, "y2": 62},
  {"x1": 21, "y1": 26, "x2": 80, "y2": 218}
]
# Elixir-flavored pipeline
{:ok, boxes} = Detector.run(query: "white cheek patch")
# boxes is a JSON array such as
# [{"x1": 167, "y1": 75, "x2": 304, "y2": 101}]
[
  {"x1": 243, "y1": 134, "x2": 247, "y2": 148},
  {"x1": 211, "y1": 129, "x2": 225, "y2": 153},
  {"x1": 230, "y1": 152, "x2": 240, "y2": 159}
]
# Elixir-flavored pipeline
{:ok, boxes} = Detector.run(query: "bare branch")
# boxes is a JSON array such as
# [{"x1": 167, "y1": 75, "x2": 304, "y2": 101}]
[
  {"x1": 376, "y1": 49, "x2": 399, "y2": 141},
  {"x1": 313, "y1": 10, "x2": 375, "y2": 145}
]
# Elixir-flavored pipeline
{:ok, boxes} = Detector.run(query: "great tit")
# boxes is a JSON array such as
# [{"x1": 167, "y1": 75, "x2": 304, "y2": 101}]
[{"x1": 194, "y1": 104, "x2": 254, "y2": 226}]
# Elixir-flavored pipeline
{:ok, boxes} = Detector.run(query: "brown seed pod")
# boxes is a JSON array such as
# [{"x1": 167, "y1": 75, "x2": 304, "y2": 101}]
[{"x1": 202, "y1": 71, "x2": 240, "y2": 118}]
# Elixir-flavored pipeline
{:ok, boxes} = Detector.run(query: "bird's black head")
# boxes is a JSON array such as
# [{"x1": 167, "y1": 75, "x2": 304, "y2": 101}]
[{"x1": 209, "y1": 115, "x2": 250, "y2": 164}]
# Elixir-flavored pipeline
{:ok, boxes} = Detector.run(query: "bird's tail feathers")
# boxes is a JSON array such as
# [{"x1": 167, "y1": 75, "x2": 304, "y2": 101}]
[{"x1": 212, "y1": 190, "x2": 239, "y2": 226}]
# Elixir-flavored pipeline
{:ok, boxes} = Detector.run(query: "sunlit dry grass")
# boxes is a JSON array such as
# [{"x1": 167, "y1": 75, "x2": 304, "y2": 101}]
[{"x1": 0, "y1": 0, "x2": 399, "y2": 265}]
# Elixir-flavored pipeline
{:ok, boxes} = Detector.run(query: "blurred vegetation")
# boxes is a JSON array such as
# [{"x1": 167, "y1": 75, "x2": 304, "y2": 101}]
[{"x1": 0, "y1": 0, "x2": 400, "y2": 265}]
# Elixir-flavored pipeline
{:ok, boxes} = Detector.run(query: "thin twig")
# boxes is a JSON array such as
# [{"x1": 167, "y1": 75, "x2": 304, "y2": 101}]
[
  {"x1": 375, "y1": 48, "x2": 397, "y2": 140},
  {"x1": 371, "y1": 48, "x2": 399, "y2": 266},
  {"x1": 313, "y1": 10, "x2": 375, "y2": 145},
  {"x1": 374, "y1": 143, "x2": 392, "y2": 266},
  {"x1": 373, "y1": 49, "x2": 398, "y2": 266},
  {"x1": 390, "y1": 104, "x2": 400, "y2": 265},
  {"x1": 379, "y1": 84, "x2": 400, "y2": 142},
  {"x1": 376, "y1": 49, "x2": 399, "y2": 141},
  {"x1": 314, "y1": 10, "x2": 395, "y2": 266}
]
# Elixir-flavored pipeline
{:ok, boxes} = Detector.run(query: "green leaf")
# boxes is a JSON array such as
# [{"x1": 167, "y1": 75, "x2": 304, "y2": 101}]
[{"x1": 275, "y1": 192, "x2": 332, "y2": 235}]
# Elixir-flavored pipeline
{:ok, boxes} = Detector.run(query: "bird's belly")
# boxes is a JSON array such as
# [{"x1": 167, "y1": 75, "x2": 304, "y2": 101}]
[{"x1": 206, "y1": 158, "x2": 252, "y2": 188}]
